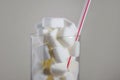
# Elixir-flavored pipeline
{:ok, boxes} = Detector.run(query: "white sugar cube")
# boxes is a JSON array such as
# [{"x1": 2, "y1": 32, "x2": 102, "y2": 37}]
[
  {"x1": 53, "y1": 47, "x2": 70, "y2": 62},
  {"x1": 58, "y1": 24, "x2": 77, "y2": 47},
  {"x1": 48, "y1": 29, "x2": 63, "y2": 47},
  {"x1": 70, "y1": 41, "x2": 80, "y2": 57},
  {"x1": 62, "y1": 72, "x2": 75, "y2": 80},
  {"x1": 42, "y1": 18, "x2": 64, "y2": 28},
  {"x1": 68, "y1": 60, "x2": 79, "y2": 80},
  {"x1": 50, "y1": 62, "x2": 67, "y2": 76}
]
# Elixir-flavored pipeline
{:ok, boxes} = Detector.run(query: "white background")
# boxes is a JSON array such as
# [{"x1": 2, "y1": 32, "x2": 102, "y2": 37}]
[{"x1": 0, "y1": 0, "x2": 120, "y2": 80}]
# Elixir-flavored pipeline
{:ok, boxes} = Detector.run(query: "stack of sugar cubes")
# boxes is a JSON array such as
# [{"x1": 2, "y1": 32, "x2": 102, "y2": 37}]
[{"x1": 31, "y1": 18, "x2": 80, "y2": 80}]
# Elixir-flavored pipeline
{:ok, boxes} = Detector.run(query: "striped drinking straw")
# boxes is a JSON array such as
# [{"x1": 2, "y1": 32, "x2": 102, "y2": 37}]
[{"x1": 67, "y1": 0, "x2": 91, "y2": 68}]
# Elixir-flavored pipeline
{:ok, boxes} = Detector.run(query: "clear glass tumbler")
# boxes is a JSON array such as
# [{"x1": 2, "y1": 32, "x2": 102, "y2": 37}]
[{"x1": 31, "y1": 34, "x2": 80, "y2": 80}]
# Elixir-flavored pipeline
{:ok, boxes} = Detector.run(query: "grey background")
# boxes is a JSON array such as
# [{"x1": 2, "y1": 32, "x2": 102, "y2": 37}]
[{"x1": 0, "y1": 0, "x2": 120, "y2": 80}]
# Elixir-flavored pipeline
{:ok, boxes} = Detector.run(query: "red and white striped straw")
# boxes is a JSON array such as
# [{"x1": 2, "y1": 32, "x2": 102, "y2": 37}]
[{"x1": 67, "y1": 0, "x2": 91, "y2": 69}]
